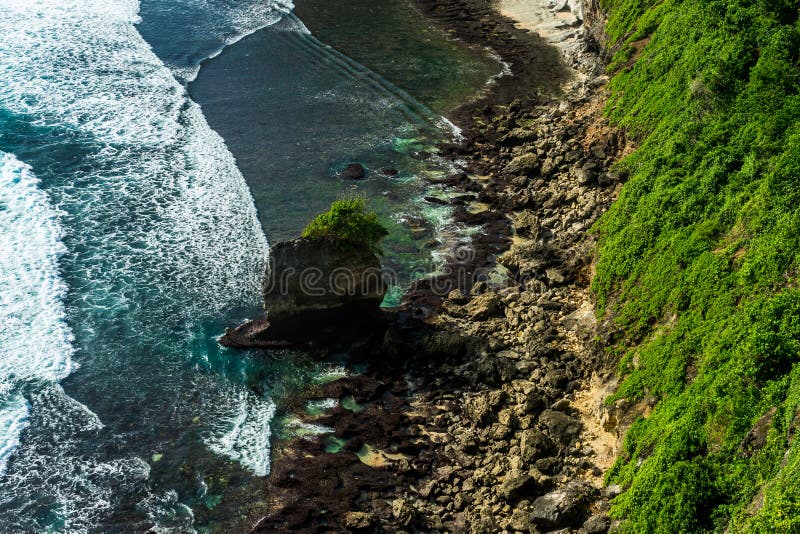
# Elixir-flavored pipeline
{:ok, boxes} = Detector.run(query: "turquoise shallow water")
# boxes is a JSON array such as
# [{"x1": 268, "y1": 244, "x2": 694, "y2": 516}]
[{"x1": 0, "y1": 0, "x2": 494, "y2": 530}]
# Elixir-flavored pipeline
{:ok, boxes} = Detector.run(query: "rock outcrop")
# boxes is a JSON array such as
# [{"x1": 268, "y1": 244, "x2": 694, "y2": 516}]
[
  {"x1": 220, "y1": 237, "x2": 386, "y2": 348},
  {"x1": 341, "y1": 163, "x2": 366, "y2": 179}
]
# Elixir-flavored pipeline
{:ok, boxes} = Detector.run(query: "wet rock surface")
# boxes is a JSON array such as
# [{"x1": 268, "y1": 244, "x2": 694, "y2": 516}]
[{"x1": 263, "y1": 238, "x2": 385, "y2": 321}]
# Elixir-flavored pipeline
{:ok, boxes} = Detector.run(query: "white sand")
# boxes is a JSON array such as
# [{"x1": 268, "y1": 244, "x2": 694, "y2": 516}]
[{"x1": 499, "y1": 0, "x2": 583, "y2": 44}]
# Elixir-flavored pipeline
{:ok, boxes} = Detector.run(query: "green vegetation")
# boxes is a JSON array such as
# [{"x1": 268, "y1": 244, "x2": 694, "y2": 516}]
[
  {"x1": 302, "y1": 197, "x2": 388, "y2": 254},
  {"x1": 593, "y1": 0, "x2": 800, "y2": 531}
]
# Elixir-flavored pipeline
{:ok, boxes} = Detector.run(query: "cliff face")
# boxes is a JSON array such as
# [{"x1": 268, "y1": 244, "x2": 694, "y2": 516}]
[
  {"x1": 580, "y1": 0, "x2": 605, "y2": 50},
  {"x1": 219, "y1": 237, "x2": 386, "y2": 348},
  {"x1": 593, "y1": 1, "x2": 800, "y2": 531},
  {"x1": 263, "y1": 237, "x2": 385, "y2": 322}
]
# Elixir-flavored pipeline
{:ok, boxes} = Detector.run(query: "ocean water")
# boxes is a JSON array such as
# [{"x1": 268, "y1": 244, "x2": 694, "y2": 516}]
[
  {"x1": 0, "y1": 0, "x2": 288, "y2": 530},
  {"x1": 190, "y1": 8, "x2": 499, "y2": 298},
  {"x1": 293, "y1": 0, "x2": 499, "y2": 114},
  {"x1": 0, "y1": 0, "x2": 493, "y2": 530}
]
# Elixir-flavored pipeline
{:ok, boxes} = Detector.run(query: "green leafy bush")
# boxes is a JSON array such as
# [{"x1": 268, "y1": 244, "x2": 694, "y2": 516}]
[
  {"x1": 594, "y1": 0, "x2": 800, "y2": 531},
  {"x1": 302, "y1": 197, "x2": 388, "y2": 253}
]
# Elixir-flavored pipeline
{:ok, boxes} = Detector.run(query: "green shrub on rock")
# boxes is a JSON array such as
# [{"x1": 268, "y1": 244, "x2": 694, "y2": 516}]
[
  {"x1": 595, "y1": 0, "x2": 800, "y2": 531},
  {"x1": 302, "y1": 197, "x2": 388, "y2": 254}
]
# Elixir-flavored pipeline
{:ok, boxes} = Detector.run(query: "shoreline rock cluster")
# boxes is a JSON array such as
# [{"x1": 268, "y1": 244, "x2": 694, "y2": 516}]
[
  {"x1": 374, "y1": 89, "x2": 629, "y2": 531},
  {"x1": 247, "y1": 0, "x2": 633, "y2": 532}
]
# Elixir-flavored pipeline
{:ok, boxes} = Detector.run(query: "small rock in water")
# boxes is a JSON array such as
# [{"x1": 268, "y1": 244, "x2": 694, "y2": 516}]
[
  {"x1": 380, "y1": 167, "x2": 399, "y2": 176},
  {"x1": 341, "y1": 163, "x2": 365, "y2": 179}
]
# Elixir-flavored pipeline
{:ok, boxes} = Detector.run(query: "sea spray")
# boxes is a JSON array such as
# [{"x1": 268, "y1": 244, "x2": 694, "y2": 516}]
[{"x1": 0, "y1": 396, "x2": 28, "y2": 477}]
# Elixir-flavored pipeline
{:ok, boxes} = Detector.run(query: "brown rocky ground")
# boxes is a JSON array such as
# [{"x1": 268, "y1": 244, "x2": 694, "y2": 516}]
[{"x1": 249, "y1": 0, "x2": 634, "y2": 532}]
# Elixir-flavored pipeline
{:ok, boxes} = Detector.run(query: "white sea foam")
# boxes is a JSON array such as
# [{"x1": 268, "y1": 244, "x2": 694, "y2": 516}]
[
  {"x1": 0, "y1": 152, "x2": 76, "y2": 474},
  {"x1": 315, "y1": 365, "x2": 349, "y2": 384},
  {"x1": 306, "y1": 398, "x2": 338, "y2": 412},
  {"x1": 0, "y1": 0, "x2": 273, "y2": 527},
  {"x1": 166, "y1": 0, "x2": 299, "y2": 82},
  {"x1": 205, "y1": 387, "x2": 276, "y2": 477},
  {"x1": 0, "y1": 0, "x2": 268, "y2": 315},
  {"x1": 0, "y1": 395, "x2": 28, "y2": 477},
  {"x1": 138, "y1": 489, "x2": 196, "y2": 533},
  {"x1": 0, "y1": 385, "x2": 119, "y2": 533}
]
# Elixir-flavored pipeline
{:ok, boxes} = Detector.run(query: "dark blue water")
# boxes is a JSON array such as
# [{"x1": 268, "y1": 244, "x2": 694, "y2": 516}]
[
  {"x1": 190, "y1": 14, "x2": 471, "y2": 304},
  {"x1": 0, "y1": 0, "x2": 496, "y2": 530}
]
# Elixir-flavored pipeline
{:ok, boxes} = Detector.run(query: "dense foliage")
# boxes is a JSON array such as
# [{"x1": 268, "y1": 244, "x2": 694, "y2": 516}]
[
  {"x1": 593, "y1": 0, "x2": 800, "y2": 531},
  {"x1": 302, "y1": 197, "x2": 388, "y2": 253}
]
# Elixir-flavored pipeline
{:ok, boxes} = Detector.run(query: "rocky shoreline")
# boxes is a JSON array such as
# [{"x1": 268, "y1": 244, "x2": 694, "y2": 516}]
[{"x1": 248, "y1": 0, "x2": 633, "y2": 532}]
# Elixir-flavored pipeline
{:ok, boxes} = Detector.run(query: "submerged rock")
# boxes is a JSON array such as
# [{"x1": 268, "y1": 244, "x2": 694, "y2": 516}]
[
  {"x1": 424, "y1": 195, "x2": 449, "y2": 205},
  {"x1": 341, "y1": 163, "x2": 366, "y2": 179}
]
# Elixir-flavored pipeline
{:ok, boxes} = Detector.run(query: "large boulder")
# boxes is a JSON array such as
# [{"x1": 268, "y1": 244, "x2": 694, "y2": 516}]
[
  {"x1": 465, "y1": 292, "x2": 502, "y2": 319},
  {"x1": 529, "y1": 480, "x2": 597, "y2": 529},
  {"x1": 520, "y1": 429, "x2": 555, "y2": 462},
  {"x1": 264, "y1": 238, "x2": 385, "y2": 320},
  {"x1": 503, "y1": 153, "x2": 540, "y2": 175},
  {"x1": 220, "y1": 237, "x2": 386, "y2": 347},
  {"x1": 539, "y1": 409, "x2": 582, "y2": 444}
]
